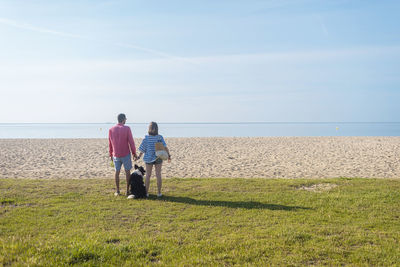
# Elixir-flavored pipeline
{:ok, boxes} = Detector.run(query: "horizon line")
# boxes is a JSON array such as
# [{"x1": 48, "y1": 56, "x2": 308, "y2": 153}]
[{"x1": 1, "y1": 121, "x2": 400, "y2": 125}]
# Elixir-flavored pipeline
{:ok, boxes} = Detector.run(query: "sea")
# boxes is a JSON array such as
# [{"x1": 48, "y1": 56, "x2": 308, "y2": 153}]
[{"x1": 0, "y1": 122, "x2": 399, "y2": 138}]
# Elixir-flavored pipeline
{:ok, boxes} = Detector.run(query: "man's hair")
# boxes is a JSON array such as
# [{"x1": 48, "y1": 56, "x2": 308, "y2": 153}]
[
  {"x1": 148, "y1": 121, "x2": 158, "y2": 136},
  {"x1": 117, "y1": 113, "x2": 126, "y2": 123}
]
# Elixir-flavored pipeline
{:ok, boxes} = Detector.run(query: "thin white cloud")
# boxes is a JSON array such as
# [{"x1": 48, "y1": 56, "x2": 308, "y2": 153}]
[
  {"x1": 0, "y1": 17, "x2": 188, "y2": 61},
  {"x1": 1, "y1": 45, "x2": 399, "y2": 74},
  {"x1": 188, "y1": 45, "x2": 400, "y2": 64},
  {"x1": 316, "y1": 15, "x2": 329, "y2": 37},
  {"x1": 113, "y1": 42, "x2": 197, "y2": 64},
  {"x1": 0, "y1": 17, "x2": 84, "y2": 39}
]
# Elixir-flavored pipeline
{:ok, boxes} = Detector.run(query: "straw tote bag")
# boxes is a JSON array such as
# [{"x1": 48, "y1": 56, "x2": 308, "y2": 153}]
[{"x1": 155, "y1": 139, "x2": 169, "y2": 160}]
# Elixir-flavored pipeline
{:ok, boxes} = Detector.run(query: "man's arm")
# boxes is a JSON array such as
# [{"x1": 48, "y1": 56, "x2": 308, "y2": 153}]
[
  {"x1": 127, "y1": 127, "x2": 137, "y2": 159},
  {"x1": 108, "y1": 130, "x2": 113, "y2": 160}
]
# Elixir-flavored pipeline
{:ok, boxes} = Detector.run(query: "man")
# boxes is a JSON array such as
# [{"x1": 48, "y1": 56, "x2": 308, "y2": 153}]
[{"x1": 109, "y1": 113, "x2": 137, "y2": 196}]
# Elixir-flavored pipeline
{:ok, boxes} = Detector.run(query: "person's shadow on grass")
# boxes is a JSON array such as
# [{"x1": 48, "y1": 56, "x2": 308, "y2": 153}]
[{"x1": 151, "y1": 195, "x2": 310, "y2": 211}]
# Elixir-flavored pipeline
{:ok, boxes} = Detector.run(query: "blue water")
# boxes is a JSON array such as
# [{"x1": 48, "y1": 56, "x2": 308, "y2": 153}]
[{"x1": 0, "y1": 122, "x2": 399, "y2": 138}]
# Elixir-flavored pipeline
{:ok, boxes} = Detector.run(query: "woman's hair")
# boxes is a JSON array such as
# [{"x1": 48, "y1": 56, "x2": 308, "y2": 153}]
[{"x1": 148, "y1": 121, "x2": 158, "y2": 136}]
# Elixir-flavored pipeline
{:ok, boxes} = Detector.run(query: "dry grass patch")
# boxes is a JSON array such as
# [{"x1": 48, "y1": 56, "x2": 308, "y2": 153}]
[{"x1": 298, "y1": 183, "x2": 338, "y2": 192}]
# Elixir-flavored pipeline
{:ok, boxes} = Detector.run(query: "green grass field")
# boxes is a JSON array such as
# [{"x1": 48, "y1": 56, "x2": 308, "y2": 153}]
[{"x1": 1, "y1": 178, "x2": 399, "y2": 266}]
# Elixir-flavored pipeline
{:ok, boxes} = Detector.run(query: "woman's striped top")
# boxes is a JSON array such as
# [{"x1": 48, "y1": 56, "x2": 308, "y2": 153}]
[{"x1": 139, "y1": 134, "x2": 167, "y2": 163}]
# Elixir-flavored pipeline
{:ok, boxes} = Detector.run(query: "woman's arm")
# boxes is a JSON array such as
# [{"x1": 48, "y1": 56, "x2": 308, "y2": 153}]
[
  {"x1": 165, "y1": 146, "x2": 171, "y2": 162},
  {"x1": 160, "y1": 135, "x2": 171, "y2": 162}
]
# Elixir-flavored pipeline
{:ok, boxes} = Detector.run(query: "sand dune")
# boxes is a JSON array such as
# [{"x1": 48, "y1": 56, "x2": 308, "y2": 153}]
[{"x1": 1, "y1": 137, "x2": 399, "y2": 179}]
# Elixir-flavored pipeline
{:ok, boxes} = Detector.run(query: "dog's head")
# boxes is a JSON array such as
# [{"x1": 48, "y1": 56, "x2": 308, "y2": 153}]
[{"x1": 134, "y1": 164, "x2": 146, "y2": 176}]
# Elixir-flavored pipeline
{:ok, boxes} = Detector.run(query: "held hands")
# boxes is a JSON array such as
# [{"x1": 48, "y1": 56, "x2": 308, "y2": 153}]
[
  {"x1": 135, "y1": 152, "x2": 143, "y2": 161},
  {"x1": 131, "y1": 153, "x2": 170, "y2": 162}
]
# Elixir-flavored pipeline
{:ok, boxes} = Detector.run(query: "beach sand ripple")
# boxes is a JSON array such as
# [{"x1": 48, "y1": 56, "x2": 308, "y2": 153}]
[{"x1": 1, "y1": 137, "x2": 399, "y2": 179}]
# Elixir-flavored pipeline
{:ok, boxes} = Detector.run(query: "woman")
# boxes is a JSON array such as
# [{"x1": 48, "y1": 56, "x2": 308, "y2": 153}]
[{"x1": 137, "y1": 122, "x2": 171, "y2": 197}]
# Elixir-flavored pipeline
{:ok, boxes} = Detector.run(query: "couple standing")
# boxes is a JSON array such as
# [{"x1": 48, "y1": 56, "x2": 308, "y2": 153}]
[{"x1": 108, "y1": 113, "x2": 171, "y2": 197}]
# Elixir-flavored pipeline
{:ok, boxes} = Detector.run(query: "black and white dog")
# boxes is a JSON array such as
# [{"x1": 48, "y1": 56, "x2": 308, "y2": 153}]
[{"x1": 127, "y1": 164, "x2": 147, "y2": 199}]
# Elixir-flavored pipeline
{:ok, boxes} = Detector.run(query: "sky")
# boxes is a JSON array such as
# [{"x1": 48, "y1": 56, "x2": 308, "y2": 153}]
[{"x1": 0, "y1": 0, "x2": 399, "y2": 123}]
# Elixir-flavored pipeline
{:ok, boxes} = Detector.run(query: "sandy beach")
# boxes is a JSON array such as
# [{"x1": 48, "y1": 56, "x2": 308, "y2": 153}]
[{"x1": 0, "y1": 137, "x2": 399, "y2": 179}]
